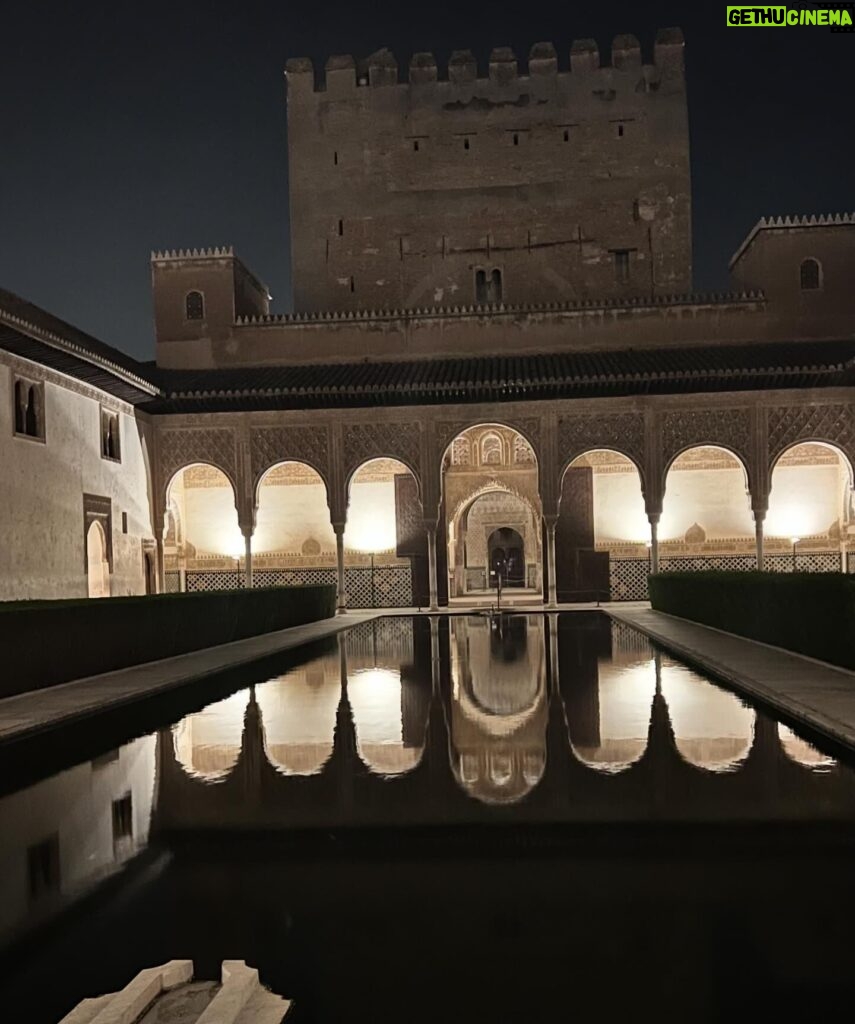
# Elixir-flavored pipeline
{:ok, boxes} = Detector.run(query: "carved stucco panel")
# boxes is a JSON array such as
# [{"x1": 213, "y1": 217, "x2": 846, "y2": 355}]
[
  {"x1": 661, "y1": 408, "x2": 753, "y2": 472},
  {"x1": 768, "y1": 404, "x2": 855, "y2": 467},
  {"x1": 558, "y1": 413, "x2": 646, "y2": 472},
  {"x1": 435, "y1": 416, "x2": 542, "y2": 461},
  {"x1": 159, "y1": 428, "x2": 238, "y2": 496},
  {"x1": 343, "y1": 421, "x2": 423, "y2": 483},
  {"x1": 250, "y1": 425, "x2": 330, "y2": 487}
]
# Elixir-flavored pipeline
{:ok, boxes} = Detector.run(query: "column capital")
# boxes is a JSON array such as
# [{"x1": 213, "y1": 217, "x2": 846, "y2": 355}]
[
  {"x1": 331, "y1": 521, "x2": 346, "y2": 535},
  {"x1": 646, "y1": 510, "x2": 661, "y2": 525}
]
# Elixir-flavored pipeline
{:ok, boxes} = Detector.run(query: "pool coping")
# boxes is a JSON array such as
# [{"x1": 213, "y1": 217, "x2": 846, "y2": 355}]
[
  {"x1": 606, "y1": 606, "x2": 855, "y2": 755},
  {"x1": 0, "y1": 611, "x2": 380, "y2": 747}
]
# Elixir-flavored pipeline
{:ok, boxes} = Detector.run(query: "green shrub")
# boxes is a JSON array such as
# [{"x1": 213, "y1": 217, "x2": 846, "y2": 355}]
[
  {"x1": 648, "y1": 571, "x2": 855, "y2": 670},
  {"x1": 0, "y1": 585, "x2": 335, "y2": 697}
]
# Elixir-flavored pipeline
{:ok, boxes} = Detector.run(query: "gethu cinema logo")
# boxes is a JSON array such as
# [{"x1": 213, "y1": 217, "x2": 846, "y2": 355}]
[{"x1": 727, "y1": 5, "x2": 854, "y2": 25}]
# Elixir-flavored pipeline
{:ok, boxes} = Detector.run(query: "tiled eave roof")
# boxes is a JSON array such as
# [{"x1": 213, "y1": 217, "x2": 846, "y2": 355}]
[
  {"x1": 0, "y1": 290, "x2": 158, "y2": 405},
  {"x1": 144, "y1": 340, "x2": 855, "y2": 413}
]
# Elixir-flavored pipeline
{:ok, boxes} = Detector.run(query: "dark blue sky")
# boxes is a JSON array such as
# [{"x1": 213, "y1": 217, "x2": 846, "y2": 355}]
[{"x1": 1, "y1": 1, "x2": 851, "y2": 361}]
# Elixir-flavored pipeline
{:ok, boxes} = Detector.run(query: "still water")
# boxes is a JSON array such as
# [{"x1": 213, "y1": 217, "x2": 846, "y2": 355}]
[{"x1": 2, "y1": 613, "x2": 855, "y2": 1022}]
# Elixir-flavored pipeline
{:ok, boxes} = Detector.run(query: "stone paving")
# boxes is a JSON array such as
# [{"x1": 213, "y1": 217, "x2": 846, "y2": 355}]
[
  {"x1": 0, "y1": 611, "x2": 377, "y2": 746},
  {"x1": 608, "y1": 606, "x2": 855, "y2": 753}
]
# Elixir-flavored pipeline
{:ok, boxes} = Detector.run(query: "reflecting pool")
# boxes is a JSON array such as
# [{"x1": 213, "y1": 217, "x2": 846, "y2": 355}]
[{"x1": 2, "y1": 613, "x2": 855, "y2": 1023}]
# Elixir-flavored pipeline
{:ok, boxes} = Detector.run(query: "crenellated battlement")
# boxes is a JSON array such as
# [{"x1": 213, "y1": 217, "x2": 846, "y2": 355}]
[
  {"x1": 730, "y1": 212, "x2": 855, "y2": 268},
  {"x1": 285, "y1": 28, "x2": 684, "y2": 95},
  {"x1": 151, "y1": 246, "x2": 235, "y2": 262}
]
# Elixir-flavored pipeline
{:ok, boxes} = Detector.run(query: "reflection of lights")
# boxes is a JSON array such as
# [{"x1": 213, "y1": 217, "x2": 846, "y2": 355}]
[
  {"x1": 347, "y1": 520, "x2": 396, "y2": 553},
  {"x1": 348, "y1": 668, "x2": 404, "y2": 743}
]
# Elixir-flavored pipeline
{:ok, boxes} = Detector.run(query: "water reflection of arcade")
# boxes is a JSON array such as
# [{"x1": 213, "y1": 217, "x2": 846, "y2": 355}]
[{"x1": 154, "y1": 615, "x2": 855, "y2": 834}]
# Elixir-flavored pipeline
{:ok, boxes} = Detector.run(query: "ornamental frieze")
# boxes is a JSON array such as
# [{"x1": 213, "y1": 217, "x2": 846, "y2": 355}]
[
  {"x1": 158, "y1": 427, "x2": 238, "y2": 493},
  {"x1": 250, "y1": 424, "x2": 330, "y2": 486}
]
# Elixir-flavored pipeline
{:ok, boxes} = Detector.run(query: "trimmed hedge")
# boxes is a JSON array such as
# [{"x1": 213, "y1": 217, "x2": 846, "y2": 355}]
[
  {"x1": 0, "y1": 585, "x2": 335, "y2": 697},
  {"x1": 648, "y1": 571, "x2": 855, "y2": 670}
]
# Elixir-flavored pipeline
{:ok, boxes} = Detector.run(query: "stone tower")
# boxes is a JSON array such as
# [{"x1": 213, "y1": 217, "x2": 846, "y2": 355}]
[{"x1": 285, "y1": 29, "x2": 691, "y2": 313}]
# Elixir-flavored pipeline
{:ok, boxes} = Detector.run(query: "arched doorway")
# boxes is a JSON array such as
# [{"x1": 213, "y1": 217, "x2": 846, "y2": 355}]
[
  {"x1": 488, "y1": 527, "x2": 525, "y2": 587},
  {"x1": 443, "y1": 424, "x2": 542, "y2": 602},
  {"x1": 86, "y1": 520, "x2": 110, "y2": 598},
  {"x1": 559, "y1": 449, "x2": 647, "y2": 601}
]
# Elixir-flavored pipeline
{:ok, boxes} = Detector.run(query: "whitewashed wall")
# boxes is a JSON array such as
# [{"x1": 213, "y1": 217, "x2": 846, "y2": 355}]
[{"x1": 0, "y1": 358, "x2": 155, "y2": 600}]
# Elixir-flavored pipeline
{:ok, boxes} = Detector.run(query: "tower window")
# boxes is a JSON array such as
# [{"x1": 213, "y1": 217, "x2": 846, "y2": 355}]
[
  {"x1": 463, "y1": 137, "x2": 470, "y2": 151},
  {"x1": 185, "y1": 290, "x2": 204, "y2": 320},
  {"x1": 413, "y1": 139, "x2": 420, "y2": 152},
  {"x1": 613, "y1": 250, "x2": 631, "y2": 284},
  {"x1": 101, "y1": 409, "x2": 121, "y2": 462},
  {"x1": 349, "y1": 276, "x2": 355, "y2": 293},
  {"x1": 13, "y1": 378, "x2": 45, "y2": 441},
  {"x1": 800, "y1": 258, "x2": 821, "y2": 290},
  {"x1": 333, "y1": 150, "x2": 338, "y2": 165},
  {"x1": 338, "y1": 219, "x2": 344, "y2": 236},
  {"x1": 475, "y1": 268, "x2": 503, "y2": 304},
  {"x1": 563, "y1": 129, "x2": 569, "y2": 142},
  {"x1": 513, "y1": 133, "x2": 519, "y2": 146},
  {"x1": 617, "y1": 124, "x2": 624, "y2": 137}
]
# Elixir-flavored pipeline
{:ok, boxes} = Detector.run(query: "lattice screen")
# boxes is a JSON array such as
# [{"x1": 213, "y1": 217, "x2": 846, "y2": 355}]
[
  {"x1": 177, "y1": 564, "x2": 411, "y2": 607},
  {"x1": 610, "y1": 559, "x2": 650, "y2": 601},
  {"x1": 346, "y1": 616, "x2": 415, "y2": 661},
  {"x1": 164, "y1": 572, "x2": 180, "y2": 594},
  {"x1": 765, "y1": 553, "x2": 841, "y2": 574}
]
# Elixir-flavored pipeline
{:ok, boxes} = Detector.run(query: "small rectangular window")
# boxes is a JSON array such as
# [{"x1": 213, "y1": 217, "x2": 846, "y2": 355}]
[
  {"x1": 617, "y1": 123, "x2": 624, "y2": 137},
  {"x1": 563, "y1": 129, "x2": 569, "y2": 142},
  {"x1": 413, "y1": 139, "x2": 420, "y2": 152},
  {"x1": 333, "y1": 150, "x2": 338, "y2": 165},
  {"x1": 349, "y1": 276, "x2": 355, "y2": 293},
  {"x1": 28, "y1": 835, "x2": 60, "y2": 901},
  {"x1": 112, "y1": 794, "x2": 133, "y2": 843},
  {"x1": 122, "y1": 511, "x2": 129, "y2": 534},
  {"x1": 337, "y1": 219, "x2": 343, "y2": 236},
  {"x1": 613, "y1": 250, "x2": 631, "y2": 284}
]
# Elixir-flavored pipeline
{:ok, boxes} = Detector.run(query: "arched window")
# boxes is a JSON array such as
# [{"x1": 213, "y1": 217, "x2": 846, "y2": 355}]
[
  {"x1": 451, "y1": 438, "x2": 471, "y2": 466},
  {"x1": 513, "y1": 434, "x2": 534, "y2": 463},
  {"x1": 475, "y1": 269, "x2": 487, "y2": 304},
  {"x1": 185, "y1": 290, "x2": 205, "y2": 320},
  {"x1": 488, "y1": 268, "x2": 503, "y2": 303},
  {"x1": 481, "y1": 433, "x2": 503, "y2": 466},
  {"x1": 800, "y1": 258, "x2": 821, "y2": 290},
  {"x1": 13, "y1": 378, "x2": 44, "y2": 439}
]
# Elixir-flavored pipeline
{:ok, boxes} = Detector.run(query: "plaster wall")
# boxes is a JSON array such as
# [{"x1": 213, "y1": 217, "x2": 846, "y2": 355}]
[
  {"x1": 255, "y1": 479, "x2": 334, "y2": 555},
  {"x1": 659, "y1": 465, "x2": 754, "y2": 542},
  {"x1": 591, "y1": 470, "x2": 648, "y2": 543},
  {"x1": 0, "y1": 359, "x2": 155, "y2": 601}
]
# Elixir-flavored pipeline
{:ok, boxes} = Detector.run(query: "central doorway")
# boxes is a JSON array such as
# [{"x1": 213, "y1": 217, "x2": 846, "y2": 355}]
[{"x1": 488, "y1": 527, "x2": 525, "y2": 587}]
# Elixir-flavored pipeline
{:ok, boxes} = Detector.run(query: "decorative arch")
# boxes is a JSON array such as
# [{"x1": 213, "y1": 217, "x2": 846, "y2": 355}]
[
  {"x1": 767, "y1": 404, "x2": 855, "y2": 476},
  {"x1": 660, "y1": 408, "x2": 755, "y2": 498},
  {"x1": 438, "y1": 418, "x2": 542, "y2": 475},
  {"x1": 253, "y1": 458, "x2": 331, "y2": 507},
  {"x1": 770, "y1": 438, "x2": 854, "y2": 486},
  {"x1": 766, "y1": 440, "x2": 854, "y2": 546},
  {"x1": 343, "y1": 421, "x2": 423, "y2": 497},
  {"x1": 164, "y1": 462, "x2": 243, "y2": 564},
  {"x1": 799, "y1": 257, "x2": 822, "y2": 291},
  {"x1": 86, "y1": 520, "x2": 110, "y2": 599},
  {"x1": 249, "y1": 425, "x2": 332, "y2": 498}
]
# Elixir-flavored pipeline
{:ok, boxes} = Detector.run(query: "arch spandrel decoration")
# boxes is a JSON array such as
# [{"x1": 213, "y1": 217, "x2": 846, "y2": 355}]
[
  {"x1": 661, "y1": 408, "x2": 754, "y2": 485},
  {"x1": 250, "y1": 425, "x2": 331, "y2": 491},
  {"x1": 558, "y1": 413, "x2": 646, "y2": 480},
  {"x1": 159, "y1": 428, "x2": 239, "y2": 500},
  {"x1": 343, "y1": 422, "x2": 423, "y2": 487},
  {"x1": 767, "y1": 404, "x2": 855, "y2": 470},
  {"x1": 436, "y1": 416, "x2": 542, "y2": 464}
]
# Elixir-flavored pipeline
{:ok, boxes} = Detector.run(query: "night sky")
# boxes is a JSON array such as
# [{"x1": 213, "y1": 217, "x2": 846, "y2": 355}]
[{"x1": 1, "y1": 1, "x2": 851, "y2": 361}]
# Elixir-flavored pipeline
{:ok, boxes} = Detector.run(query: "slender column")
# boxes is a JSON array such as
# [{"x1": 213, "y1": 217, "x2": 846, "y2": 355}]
[
  {"x1": 155, "y1": 535, "x2": 166, "y2": 594},
  {"x1": 544, "y1": 514, "x2": 558, "y2": 609},
  {"x1": 648, "y1": 514, "x2": 660, "y2": 575},
  {"x1": 333, "y1": 523, "x2": 347, "y2": 613},
  {"x1": 754, "y1": 512, "x2": 766, "y2": 571},
  {"x1": 430, "y1": 615, "x2": 441, "y2": 695},
  {"x1": 243, "y1": 530, "x2": 253, "y2": 588},
  {"x1": 425, "y1": 520, "x2": 439, "y2": 611},
  {"x1": 179, "y1": 564, "x2": 187, "y2": 593}
]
